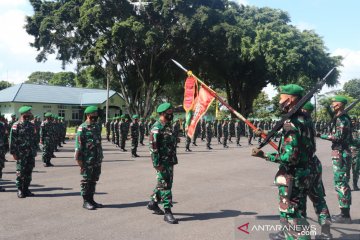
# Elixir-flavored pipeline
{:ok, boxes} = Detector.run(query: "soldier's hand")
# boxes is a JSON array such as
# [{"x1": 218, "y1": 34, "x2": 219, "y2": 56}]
[
  {"x1": 251, "y1": 148, "x2": 265, "y2": 158},
  {"x1": 254, "y1": 128, "x2": 263, "y2": 137},
  {"x1": 155, "y1": 165, "x2": 164, "y2": 171}
]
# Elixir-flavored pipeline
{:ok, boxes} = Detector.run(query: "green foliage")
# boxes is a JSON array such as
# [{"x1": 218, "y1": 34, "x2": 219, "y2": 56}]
[
  {"x1": 49, "y1": 72, "x2": 76, "y2": 87},
  {"x1": 0, "y1": 80, "x2": 13, "y2": 90},
  {"x1": 343, "y1": 79, "x2": 360, "y2": 99},
  {"x1": 250, "y1": 92, "x2": 272, "y2": 119},
  {"x1": 26, "y1": 71, "x2": 54, "y2": 85}
]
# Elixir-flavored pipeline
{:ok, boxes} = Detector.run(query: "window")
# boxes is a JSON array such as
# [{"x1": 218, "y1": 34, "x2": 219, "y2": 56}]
[
  {"x1": 43, "y1": 105, "x2": 52, "y2": 109},
  {"x1": 58, "y1": 110, "x2": 65, "y2": 118},
  {"x1": 72, "y1": 109, "x2": 80, "y2": 120},
  {"x1": 58, "y1": 105, "x2": 67, "y2": 109}
]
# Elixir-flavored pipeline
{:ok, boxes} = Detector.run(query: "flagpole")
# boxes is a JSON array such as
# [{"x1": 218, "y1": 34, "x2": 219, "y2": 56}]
[{"x1": 172, "y1": 59, "x2": 278, "y2": 150}]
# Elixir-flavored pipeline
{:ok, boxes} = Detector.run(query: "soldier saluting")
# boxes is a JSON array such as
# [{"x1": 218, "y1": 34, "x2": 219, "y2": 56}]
[
  {"x1": 75, "y1": 106, "x2": 104, "y2": 210},
  {"x1": 147, "y1": 103, "x2": 179, "y2": 224},
  {"x1": 10, "y1": 106, "x2": 38, "y2": 198},
  {"x1": 318, "y1": 96, "x2": 353, "y2": 223}
]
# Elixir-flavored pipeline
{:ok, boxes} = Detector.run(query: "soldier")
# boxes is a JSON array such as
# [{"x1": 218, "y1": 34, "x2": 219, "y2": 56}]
[
  {"x1": 252, "y1": 84, "x2": 312, "y2": 240},
  {"x1": 120, "y1": 115, "x2": 130, "y2": 152},
  {"x1": 41, "y1": 112, "x2": 55, "y2": 167},
  {"x1": 229, "y1": 119, "x2": 235, "y2": 143},
  {"x1": 145, "y1": 119, "x2": 150, "y2": 136},
  {"x1": 222, "y1": 118, "x2": 229, "y2": 148},
  {"x1": 33, "y1": 115, "x2": 41, "y2": 150},
  {"x1": 172, "y1": 118, "x2": 180, "y2": 148},
  {"x1": 245, "y1": 120, "x2": 253, "y2": 145},
  {"x1": 10, "y1": 106, "x2": 38, "y2": 198},
  {"x1": 139, "y1": 117, "x2": 146, "y2": 146},
  {"x1": 110, "y1": 117, "x2": 116, "y2": 144},
  {"x1": 319, "y1": 96, "x2": 353, "y2": 223},
  {"x1": 213, "y1": 119, "x2": 218, "y2": 138},
  {"x1": 130, "y1": 115, "x2": 140, "y2": 158},
  {"x1": 0, "y1": 116, "x2": 7, "y2": 192},
  {"x1": 302, "y1": 102, "x2": 332, "y2": 239},
  {"x1": 200, "y1": 118, "x2": 206, "y2": 141},
  {"x1": 217, "y1": 119, "x2": 223, "y2": 144},
  {"x1": 115, "y1": 116, "x2": 120, "y2": 147},
  {"x1": 206, "y1": 118, "x2": 213, "y2": 150},
  {"x1": 60, "y1": 117, "x2": 67, "y2": 145},
  {"x1": 192, "y1": 122, "x2": 201, "y2": 146},
  {"x1": 75, "y1": 106, "x2": 103, "y2": 210},
  {"x1": 147, "y1": 102, "x2": 178, "y2": 224},
  {"x1": 9, "y1": 113, "x2": 17, "y2": 127},
  {"x1": 105, "y1": 118, "x2": 111, "y2": 142},
  {"x1": 349, "y1": 117, "x2": 360, "y2": 191},
  {"x1": 235, "y1": 119, "x2": 242, "y2": 146}
]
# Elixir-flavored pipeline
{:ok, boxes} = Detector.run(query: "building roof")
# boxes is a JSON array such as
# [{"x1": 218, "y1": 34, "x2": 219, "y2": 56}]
[{"x1": 0, "y1": 83, "x2": 121, "y2": 105}]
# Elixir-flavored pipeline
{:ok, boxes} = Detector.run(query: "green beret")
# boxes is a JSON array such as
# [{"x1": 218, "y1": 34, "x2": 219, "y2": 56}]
[
  {"x1": 302, "y1": 102, "x2": 314, "y2": 112},
  {"x1": 44, "y1": 112, "x2": 52, "y2": 117},
  {"x1": 132, "y1": 114, "x2": 139, "y2": 119},
  {"x1": 84, "y1": 105, "x2": 98, "y2": 114},
  {"x1": 140, "y1": 117, "x2": 144, "y2": 120},
  {"x1": 236, "y1": 119, "x2": 240, "y2": 122},
  {"x1": 120, "y1": 114, "x2": 125, "y2": 118},
  {"x1": 279, "y1": 84, "x2": 304, "y2": 97},
  {"x1": 19, "y1": 106, "x2": 32, "y2": 114},
  {"x1": 156, "y1": 102, "x2": 172, "y2": 113},
  {"x1": 331, "y1": 95, "x2": 348, "y2": 105}
]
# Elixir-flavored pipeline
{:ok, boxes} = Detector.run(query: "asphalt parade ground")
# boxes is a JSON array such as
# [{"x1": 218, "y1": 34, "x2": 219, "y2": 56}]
[{"x1": 0, "y1": 136, "x2": 359, "y2": 240}]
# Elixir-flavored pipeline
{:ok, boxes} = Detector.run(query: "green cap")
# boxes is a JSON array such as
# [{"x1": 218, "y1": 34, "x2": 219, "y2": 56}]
[
  {"x1": 132, "y1": 114, "x2": 139, "y2": 119},
  {"x1": 279, "y1": 84, "x2": 304, "y2": 97},
  {"x1": 120, "y1": 114, "x2": 125, "y2": 119},
  {"x1": 84, "y1": 106, "x2": 98, "y2": 114},
  {"x1": 19, "y1": 106, "x2": 32, "y2": 114},
  {"x1": 44, "y1": 112, "x2": 52, "y2": 117},
  {"x1": 331, "y1": 95, "x2": 348, "y2": 105},
  {"x1": 156, "y1": 102, "x2": 172, "y2": 113},
  {"x1": 302, "y1": 102, "x2": 314, "y2": 112}
]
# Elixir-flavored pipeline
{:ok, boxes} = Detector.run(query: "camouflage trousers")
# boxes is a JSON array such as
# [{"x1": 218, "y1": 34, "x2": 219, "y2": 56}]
[
  {"x1": 120, "y1": 134, "x2": 127, "y2": 149},
  {"x1": 151, "y1": 164, "x2": 174, "y2": 209},
  {"x1": 276, "y1": 168, "x2": 310, "y2": 240},
  {"x1": 115, "y1": 132, "x2": 120, "y2": 146},
  {"x1": 80, "y1": 163, "x2": 101, "y2": 196},
  {"x1": 42, "y1": 141, "x2": 54, "y2": 163},
  {"x1": 331, "y1": 149, "x2": 351, "y2": 208},
  {"x1": 350, "y1": 147, "x2": 360, "y2": 185},
  {"x1": 303, "y1": 156, "x2": 331, "y2": 226},
  {"x1": 16, "y1": 156, "x2": 35, "y2": 189},
  {"x1": 201, "y1": 130, "x2": 206, "y2": 140},
  {"x1": 0, "y1": 149, "x2": 5, "y2": 179},
  {"x1": 206, "y1": 133, "x2": 212, "y2": 147},
  {"x1": 185, "y1": 135, "x2": 191, "y2": 149},
  {"x1": 131, "y1": 137, "x2": 138, "y2": 154},
  {"x1": 139, "y1": 131, "x2": 145, "y2": 144},
  {"x1": 111, "y1": 131, "x2": 115, "y2": 144},
  {"x1": 236, "y1": 133, "x2": 241, "y2": 145},
  {"x1": 106, "y1": 130, "x2": 110, "y2": 141},
  {"x1": 223, "y1": 133, "x2": 228, "y2": 147}
]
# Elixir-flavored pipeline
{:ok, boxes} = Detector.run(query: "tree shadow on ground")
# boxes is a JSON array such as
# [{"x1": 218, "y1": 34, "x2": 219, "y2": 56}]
[{"x1": 175, "y1": 210, "x2": 257, "y2": 222}]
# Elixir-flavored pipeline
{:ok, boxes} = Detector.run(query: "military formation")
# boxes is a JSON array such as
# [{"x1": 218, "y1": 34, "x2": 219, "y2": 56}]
[{"x1": 1, "y1": 89, "x2": 359, "y2": 235}]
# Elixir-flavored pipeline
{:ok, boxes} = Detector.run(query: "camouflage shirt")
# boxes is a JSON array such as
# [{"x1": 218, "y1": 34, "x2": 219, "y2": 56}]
[
  {"x1": 320, "y1": 114, "x2": 352, "y2": 150},
  {"x1": 40, "y1": 120, "x2": 54, "y2": 143},
  {"x1": 130, "y1": 121, "x2": 139, "y2": 138},
  {"x1": 10, "y1": 120, "x2": 37, "y2": 157},
  {"x1": 149, "y1": 120, "x2": 178, "y2": 167}
]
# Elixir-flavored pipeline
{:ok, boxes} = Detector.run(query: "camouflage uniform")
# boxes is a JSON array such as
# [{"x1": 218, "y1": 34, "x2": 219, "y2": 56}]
[
  {"x1": 110, "y1": 118, "x2": 115, "y2": 144},
  {"x1": 0, "y1": 122, "x2": 7, "y2": 191},
  {"x1": 115, "y1": 119, "x2": 120, "y2": 147},
  {"x1": 350, "y1": 129, "x2": 360, "y2": 190},
  {"x1": 149, "y1": 120, "x2": 178, "y2": 209},
  {"x1": 120, "y1": 118, "x2": 130, "y2": 151},
  {"x1": 320, "y1": 115, "x2": 352, "y2": 209},
  {"x1": 222, "y1": 120, "x2": 229, "y2": 148},
  {"x1": 245, "y1": 123, "x2": 253, "y2": 145},
  {"x1": 40, "y1": 118, "x2": 55, "y2": 166},
  {"x1": 10, "y1": 119, "x2": 37, "y2": 194},
  {"x1": 228, "y1": 120, "x2": 235, "y2": 142},
  {"x1": 139, "y1": 119, "x2": 146, "y2": 145},
  {"x1": 217, "y1": 120, "x2": 222, "y2": 144},
  {"x1": 130, "y1": 119, "x2": 140, "y2": 157},
  {"x1": 192, "y1": 122, "x2": 201, "y2": 145},
  {"x1": 206, "y1": 121, "x2": 213, "y2": 149},
  {"x1": 201, "y1": 119, "x2": 206, "y2": 141},
  {"x1": 213, "y1": 120, "x2": 218, "y2": 137},
  {"x1": 235, "y1": 120, "x2": 241, "y2": 146},
  {"x1": 172, "y1": 120, "x2": 180, "y2": 148},
  {"x1": 105, "y1": 119, "x2": 111, "y2": 141},
  {"x1": 75, "y1": 121, "x2": 103, "y2": 197},
  {"x1": 265, "y1": 112, "x2": 313, "y2": 240}
]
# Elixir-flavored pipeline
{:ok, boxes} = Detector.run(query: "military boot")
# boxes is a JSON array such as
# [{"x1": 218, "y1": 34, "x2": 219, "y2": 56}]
[
  {"x1": 185, "y1": 148, "x2": 192, "y2": 152},
  {"x1": 24, "y1": 187, "x2": 35, "y2": 197},
  {"x1": 353, "y1": 181, "x2": 359, "y2": 191},
  {"x1": 268, "y1": 231, "x2": 285, "y2": 240},
  {"x1": 164, "y1": 208, "x2": 178, "y2": 224},
  {"x1": 315, "y1": 224, "x2": 333, "y2": 240},
  {"x1": 17, "y1": 188, "x2": 26, "y2": 198},
  {"x1": 90, "y1": 194, "x2": 103, "y2": 208},
  {"x1": 0, "y1": 186, "x2": 5, "y2": 192},
  {"x1": 331, "y1": 208, "x2": 352, "y2": 224},
  {"x1": 147, "y1": 200, "x2": 164, "y2": 215},
  {"x1": 207, "y1": 145, "x2": 213, "y2": 150},
  {"x1": 83, "y1": 196, "x2": 96, "y2": 210}
]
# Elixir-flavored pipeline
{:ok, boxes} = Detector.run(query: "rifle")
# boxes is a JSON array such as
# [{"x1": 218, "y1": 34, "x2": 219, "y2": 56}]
[
  {"x1": 320, "y1": 98, "x2": 360, "y2": 133},
  {"x1": 171, "y1": 59, "x2": 279, "y2": 150},
  {"x1": 258, "y1": 67, "x2": 336, "y2": 149}
]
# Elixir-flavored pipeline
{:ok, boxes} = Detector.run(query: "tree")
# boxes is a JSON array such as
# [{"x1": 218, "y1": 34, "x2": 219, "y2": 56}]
[
  {"x1": 250, "y1": 91, "x2": 272, "y2": 119},
  {"x1": 343, "y1": 79, "x2": 360, "y2": 99},
  {"x1": 26, "y1": 71, "x2": 54, "y2": 85},
  {"x1": 0, "y1": 80, "x2": 13, "y2": 90},
  {"x1": 49, "y1": 72, "x2": 76, "y2": 87},
  {"x1": 76, "y1": 66, "x2": 106, "y2": 89}
]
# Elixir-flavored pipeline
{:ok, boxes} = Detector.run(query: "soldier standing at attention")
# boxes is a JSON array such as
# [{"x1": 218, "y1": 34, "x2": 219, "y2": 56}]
[
  {"x1": 0, "y1": 117, "x2": 7, "y2": 192},
  {"x1": 139, "y1": 117, "x2": 146, "y2": 146},
  {"x1": 105, "y1": 118, "x2": 111, "y2": 142},
  {"x1": 235, "y1": 119, "x2": 242, "y2": 147},
  {"x1": 172, "y1": 118, "x2": 180, "y2": 148},
  {"x1": 10, "y1": 106, "x2": 38, "y2": 198},
  {"x1": 217, "y1": 119, "x2": 223, "y2": 144},
  {"x1": 147, "y1": 103, "x2": 178, "y2": 224},
  {"x1": 252, "y1": 84, "x2": 313, "y2": 240},
  {"x1": 41, "y1": 112, "x2": 55, "y2": 167},
  {"x1": 200, "y1": 118, "x2": 206, "y2": 141},
  {"x1": 350, "y1": 117, "x2": 360, "y2": 191},
  {"x1": 115, "y1": 116, "x2": 120, "y2": 147},
  {"x1": 9, "y1": 113, "x2": 17, "y2": 127},
  {"x1": 130, "y1": 115, "x2": 140, "y2": 158},
  {"x1": 110, "y1": 117, "x2": 116, "y2": 144},
  {"x1": 228, "y1": 119, "x2": 235, "y2": 143},
  {"x1": 222, "y1": 118, "x2": 229, "y2": 148},
  {"x1": 75, "y1": 106, "x2": 104, "y2": 210},
  {"x1": 206, "y1": 118, "x2": 213, "y2": 150},
  {"x1": 319, "y1": 96, "x2": 353, "y2": 223}
]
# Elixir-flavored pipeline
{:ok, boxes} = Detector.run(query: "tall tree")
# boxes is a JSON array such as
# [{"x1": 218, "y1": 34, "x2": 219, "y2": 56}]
[
  {"x1": 26, "y1": 71, "x2": 54, "y2": 85},
  {"x1": 49, "y1": 72, "x2": 76, "y2": 87},
  {"x1": 343, "y1": 79, "x2": 360, "y2": 99},
  {"x1": 0, "y1": 80, "x2": 13, "y2": 90}
]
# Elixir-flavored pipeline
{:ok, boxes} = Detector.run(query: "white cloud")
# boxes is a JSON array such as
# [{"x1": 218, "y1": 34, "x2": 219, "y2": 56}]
[
  {"x1": 295, "y1": 21, "x2": 316, "y2": 31},
  {"x1": 0, "y1": 0, "x2": 27, "y2": 8},
  {"x1": 230, "y1": 0, "x2": 248, "y2": 6}
]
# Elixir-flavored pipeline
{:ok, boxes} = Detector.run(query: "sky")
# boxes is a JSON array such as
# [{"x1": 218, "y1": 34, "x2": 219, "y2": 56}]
[{"x1": 1, "y1": 0, "x2": 360, "y2": 98}]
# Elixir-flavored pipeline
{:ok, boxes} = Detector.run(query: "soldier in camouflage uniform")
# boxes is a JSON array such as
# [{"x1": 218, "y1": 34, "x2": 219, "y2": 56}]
[
  {"x1": 245, "y1": 120, "x2": 253, "y2": 145},
  {"x1": 0, "y1": 117, "x2": 7, "y2": 192},
  {"x1": 228, "y1": 119, "x2": 235, "y2": 143},
  {"x1": 110, "y1": 117, "x2": 116, "y2": 144},
  {"x1": 213, "y1": 119, "x2": 218, "y2": 137},
  {"x1": 350, "y1": 118, "x2": 360, "y2": 191},
  {"x1": 130, "y1": 115, "x2": 140, "y2": 158},
  {"x1": 319, "y1": 96, "x2": 353, "y2": 223},
  {"x1": 172, "y1": 118, "x2": 180, "y2": 148},
  {"x1": 301, "y1": 102, "x2": 332, "y2": 239},
  {"x1": 252, "y1": 85, "x2": 312, "y2": 240},
  {"x1": 139, "y1": 118, "x2": 146, "y2": 146},
  {"x1": 147, "y1": 103, "x2": 178, "y2": 224},
  {"x1": 145, "y1": 119, "x2": 150, "y2": 136},
  {"x1": 200, "y1": 118, "x2": 206, "y2": 141},
  {"x1": 192, "y1": 122, "x2": 201, "y2": 146},
  {"x1": 235, "y1": 119, "x2": 242, "y2": 146},
  {"x1": 105, "y1": 118, "x2": 111, "y2": 142},
  {"x1": 41, "y1": 112, "x2": 55, "y2": 167},
  {"x1": 33, "y1": 115, "x2": 41, "y2": 150},
  {"x1": 9, "y1": 113, "x2": 17, "y2": 127},
  {"x1": 10, "y1": 106, "x2": 38, "y2": 198},
  {"x1": 222, "y1": 118, "x2": 229, "y2": 148},
  {"x1": 120, "y1": 115, "x2": 130, "y2": 152},
  {"x1": 75, "y1": 106, "x2": 104, "y2": 210},
  {"x1": 206, "y1": 118, "x2": 213, "y2": 150},
  {"x1": 115, "y1": 116, "x2": 120, "y2": 147},
  {"x1": 217, "y1": 119, "x2": 223, "y2": 144}
]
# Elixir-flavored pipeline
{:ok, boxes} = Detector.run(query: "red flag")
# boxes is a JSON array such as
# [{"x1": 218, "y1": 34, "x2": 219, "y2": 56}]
[
  {"x1": 183, "y1": 76, "x2": 198, "y2": 112},
  {"x1": 187, "y1": 86, "x2": 215, "y2": 138}
]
